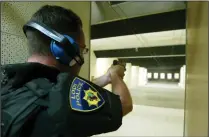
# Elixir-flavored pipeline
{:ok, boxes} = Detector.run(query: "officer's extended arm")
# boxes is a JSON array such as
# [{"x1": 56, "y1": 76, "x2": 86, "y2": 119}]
[
  {"x1": 92, "y1": 64, "x2": 132, "y2": 116},
  {"x1": 92, "y1": 73, "x2": 111, "y2": 88},
  {"x1": 92, "y1": 60, "x2": 125, "y2": 88},
  {"x1": 110, "y1": 72, "x2": 133, "y2": 116}
]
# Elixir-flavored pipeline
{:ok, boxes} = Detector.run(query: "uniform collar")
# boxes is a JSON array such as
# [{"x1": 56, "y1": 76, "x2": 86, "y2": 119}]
[{"x1": 1, "y1": 63, "x2": 60, "y2": 88}]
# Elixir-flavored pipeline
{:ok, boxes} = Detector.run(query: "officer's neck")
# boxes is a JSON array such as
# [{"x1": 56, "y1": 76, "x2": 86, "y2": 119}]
[{"x1": 27, "y1": 54, "x2": 61, "y2": 70}]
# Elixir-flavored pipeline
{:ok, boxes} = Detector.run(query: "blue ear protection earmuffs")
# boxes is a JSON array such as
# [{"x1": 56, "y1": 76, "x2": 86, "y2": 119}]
[{"x1": 22, "y1": 21, "x2": 84, "y2": 66}]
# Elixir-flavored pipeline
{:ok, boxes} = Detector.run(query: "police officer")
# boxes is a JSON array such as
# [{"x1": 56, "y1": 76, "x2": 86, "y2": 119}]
[{"x1": 1, "y1": 5, "x2": 133, "y2": 137}]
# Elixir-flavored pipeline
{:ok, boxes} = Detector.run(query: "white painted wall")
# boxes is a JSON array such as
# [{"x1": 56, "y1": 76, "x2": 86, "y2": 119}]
[
  {"x1": 138, "y1": 67, "x2": 148, "y2": 86},
  {"x1": 130, "y1": 66, "x2": 139, "y2": 88},
  {"x1": 178, "y1": 65, "x2": 186, "y2": 88},
  {"x1": 124, "y1": 63, "x2": 132, "y2": 87}
]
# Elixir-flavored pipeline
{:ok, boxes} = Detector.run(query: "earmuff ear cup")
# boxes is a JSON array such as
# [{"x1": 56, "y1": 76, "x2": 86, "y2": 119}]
[{"x1": 50, "y1": 35, "x2": 80, "y2": 66}]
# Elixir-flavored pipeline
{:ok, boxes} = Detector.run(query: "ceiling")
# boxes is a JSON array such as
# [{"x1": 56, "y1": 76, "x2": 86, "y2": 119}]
[
  {"x1": 119, "y1": 56, "x2": 185, "y2": 69},
  {"x1": 91, "y1": 1, "x2": 186, "y2": 25},
  {"x1": 94, "y1": 45, "x2": 186, "y2": 69},
  {"x1": 94, "y1": 45, "x2": 185, "y2": 58},
  {"x1": 91, "y1": 29, "x2": 186, "y2": 50},
  {"x1": 91, "y1": 2, "x2": 186, "y2": 70}
]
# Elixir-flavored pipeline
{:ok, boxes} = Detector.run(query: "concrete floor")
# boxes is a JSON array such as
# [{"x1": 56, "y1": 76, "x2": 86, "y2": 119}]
[
  {"x1": 96, "y1": 83, "x2": 185, "y2": 136},
  {"x1": 131, "y1": 82, "x2": 185, "y2": 109}
]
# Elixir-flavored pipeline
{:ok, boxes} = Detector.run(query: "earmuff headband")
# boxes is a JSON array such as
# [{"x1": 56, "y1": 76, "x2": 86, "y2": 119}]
[{"x1": 23, "y1": 21, "x2": 67, "y2": 44}]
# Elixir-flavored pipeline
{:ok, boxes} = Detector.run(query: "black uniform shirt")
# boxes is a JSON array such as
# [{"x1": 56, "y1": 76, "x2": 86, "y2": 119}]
[{"x1": 2, "y1": 63, "x2": 123, "y2": 137}]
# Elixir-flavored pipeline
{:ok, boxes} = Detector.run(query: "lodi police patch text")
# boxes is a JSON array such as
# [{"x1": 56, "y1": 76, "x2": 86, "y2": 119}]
[{"x1": 69, "y1": 77, "x2": 105, "y2": 112}]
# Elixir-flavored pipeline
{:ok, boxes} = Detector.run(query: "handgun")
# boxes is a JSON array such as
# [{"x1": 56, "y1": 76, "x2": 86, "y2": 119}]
[
  {"x1": 112, "y1": 60, "x2": 126, "y2": 71},
  {"x1": 113, "y1": 60, "x2": 119, "y2": 65}
]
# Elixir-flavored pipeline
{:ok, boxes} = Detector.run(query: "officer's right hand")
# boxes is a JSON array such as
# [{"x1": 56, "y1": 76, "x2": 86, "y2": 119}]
[{"x1": 107, "y1": 64, "x2": 125, "y2": 80}]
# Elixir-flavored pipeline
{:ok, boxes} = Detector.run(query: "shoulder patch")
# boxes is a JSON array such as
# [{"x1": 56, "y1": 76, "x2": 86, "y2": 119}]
[{"x1": 69, "y1": 77, "x2": 105, "y2": 112}]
